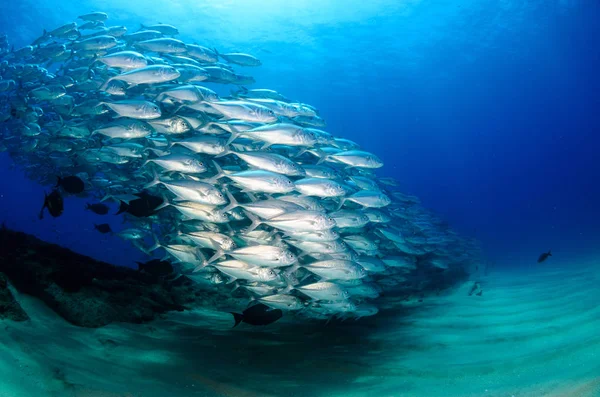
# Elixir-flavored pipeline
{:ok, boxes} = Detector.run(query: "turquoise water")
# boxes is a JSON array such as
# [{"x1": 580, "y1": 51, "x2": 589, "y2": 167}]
[{"x1": 2, "y1": 259, "x2": 599, "y2": 396}]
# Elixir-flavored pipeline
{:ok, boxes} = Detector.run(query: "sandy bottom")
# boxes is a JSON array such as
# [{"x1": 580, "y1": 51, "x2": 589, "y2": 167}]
[{"x1": 1, "y1": 260, "x2": 599, "y2": 397}]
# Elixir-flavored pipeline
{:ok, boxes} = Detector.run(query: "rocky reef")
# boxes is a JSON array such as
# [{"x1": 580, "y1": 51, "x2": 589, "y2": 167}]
[
  {"x1": 0, "y1": 273, "x2": 29, "y2": 321},
  {"x1": 0, "y1": 226, "x2": 221, "y2": 327}
]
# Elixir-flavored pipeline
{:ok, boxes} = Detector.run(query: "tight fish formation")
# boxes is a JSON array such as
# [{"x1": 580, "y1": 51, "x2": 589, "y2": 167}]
[{"x1": 0, "y1": 14, "x2": 482, "y2": 321}]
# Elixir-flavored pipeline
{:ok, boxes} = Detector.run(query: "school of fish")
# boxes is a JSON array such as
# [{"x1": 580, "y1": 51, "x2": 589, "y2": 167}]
[{"x1": 0, "y1": 13, "x2": 482, "y2": 321}]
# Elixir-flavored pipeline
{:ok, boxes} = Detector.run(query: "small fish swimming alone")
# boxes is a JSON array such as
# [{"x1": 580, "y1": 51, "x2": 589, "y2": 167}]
[
  {"x1": 94, "y1": 223, "x2": 112, "y2": 234},
  {"x1": 115, "y1": 191, "x2": 163, "y2": 217},
  {"x1": 86, "y1": 203, "x2": 110, "y2": 215},
  {"x1": 230, "y1": 303, "x2": 283, "y2": 327},
  {"x1": 537, "y1": 250, "x2": 552, "y2": 263},
  {"x1": 56, "y1": 175, "x2": 85, "y2": 194},
  {"x1": 468, "y1": 282, "x2": 481, "y2": 296},
  {"x1": 136, "y1": 259, "x2": 174, "y2": 276},
  {"x1": 39, "y1": 189, "x2": 64, "y2": 219}
]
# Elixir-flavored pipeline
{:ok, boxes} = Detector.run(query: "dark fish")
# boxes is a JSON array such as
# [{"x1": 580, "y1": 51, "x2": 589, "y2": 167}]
[
  {"x1": 39, "y1": 189, "x2": 64, "y2": 219},
  {"x1": 94, "y1": 223, "x2": 112, "y2": 234},
  {"x1": 86, "y1": 202, "x2": 110, "y2": 215},
  {"x1": 537, "y1": 250, "x2": 552, "y2": 263},
  {"x1": 115, "y1": 191, "x2": 163, "y2": 217},
  {"x1": 56, "y1": 175, "x2": 85, "y2": 194},
  {"x1": 231, "y1": 303, "x2": 283, "y2": 327},
  {"x1": 476, "y1": 290, "x2": 482, "y2": 296},
  {"x1": 468, "y1": 282, "x2": 480, "y2": 296},
  {"x1": 136, "y1": 259, "x2": 173, "y2": 276}
]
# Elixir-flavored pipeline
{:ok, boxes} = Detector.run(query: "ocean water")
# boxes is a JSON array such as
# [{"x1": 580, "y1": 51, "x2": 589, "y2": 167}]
[{"x1": 0, "y1": 1, "x2": 599, "y2": 396}]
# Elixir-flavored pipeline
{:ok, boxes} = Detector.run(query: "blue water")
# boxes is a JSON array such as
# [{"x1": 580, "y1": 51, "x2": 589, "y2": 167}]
[
  {"x1": 1, "y1": 2, "x2": 600, "y2": 396},
  {"x1": 1, "y1": 0, "x2": 598, "y2": 269}
]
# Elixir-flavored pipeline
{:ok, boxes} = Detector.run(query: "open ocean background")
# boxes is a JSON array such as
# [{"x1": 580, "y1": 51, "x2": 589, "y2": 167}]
[
  {"x1": 1, "y1": 1, "x2": 599, "y2": 396},
  {"x1": 1, "y1": 0, "x2": 599, "y2": 267}
]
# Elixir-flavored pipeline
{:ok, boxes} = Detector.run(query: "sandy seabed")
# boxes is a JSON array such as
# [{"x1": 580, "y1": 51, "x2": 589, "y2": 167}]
[{"x1": 1, "y1": 259, "x2": 599, "y2": 397}]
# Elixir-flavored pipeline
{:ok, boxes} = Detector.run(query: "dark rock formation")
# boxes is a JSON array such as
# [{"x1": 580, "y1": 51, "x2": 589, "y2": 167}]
[
  {"x1": 0, "y1": 227, "x2": 217, "y2": 327},
  {"x1": 0, "y1": 273, "x2": 29, "y2": 321}
]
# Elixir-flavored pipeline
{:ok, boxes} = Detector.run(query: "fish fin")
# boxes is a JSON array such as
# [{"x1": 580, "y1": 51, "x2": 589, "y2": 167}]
[
  {"x1": 154, "y1": 195, "x2": 171, "y2": 211},
  {"x1": 213, "y1": 47, "x2": 220, "y2": 58},
  {"x1": 280, "y1": 282, "x2": 294, "y2": 295},
  {"x1": 38, "y1": 192, "x2": 47, "y2": 220},
  {"x1": 225, "y1": 275, "x2": 237, "y2": 285},
  {"x1": 336, "y1": 198, "x2": 346, "y2": 211},
  {"x1": 222, "y1": 187, "x2": 239, "y2": 213},
  {"x1": 194, "y1": 249, "x2": 208, "y2": 270},
  {"x1": 246, "y1": 192, "x2": 258, "y2": 202},
  {"x1": 206, "y1": 239, "x2": 225, "y2": 264},
  {"x1": 297, "y1": 251, "x2": 310, "y2": 260},
  {"x1": 548, "y1": 250, "x2": 552, "y2": 256},
  {"x1": 231, "y1": 281, "x2": 240, "y2": 293},
  {"x1": 243, "y1": 210, "x2": 262, "y2": 233},
  {"x1": 246, "y1": 296, "x2": 258, "y2": 308},
  {"x1": 299, "y1": 272, "x2": 312, "y2": 283},
  {"x1": 225, "y1": 123, "x2": 241, "y2": 146},
  {"x1": 316, "y1": 155, "x2": 330, "y2": 165},
  {"x1": 230, "y1": 312, "x2": 243, "y2": 328},
  {"x1": 260, "y1": 142, "x2": 272, "y2": 150},
  {"x1": 99, "y1": 77, "x2": 114, "y2": 91},
  {"x1": 143, "y1": 168, "x2": 161, "y2": 189},
  {"x1": 205, "y1": 160, "x2": 226, "y2": 183},
  {"x1": 272, "y1": 233, "x2": 283, "y2": 247},
  {"x1": 213, "y1": 147, "x2": 231, "y2": 158},
  {"x1": 293, "y1": 148, "x2": 307, "y2": 158},
  {"x1": 143, "y1": 232, "x2": 162, "y2": 254}
]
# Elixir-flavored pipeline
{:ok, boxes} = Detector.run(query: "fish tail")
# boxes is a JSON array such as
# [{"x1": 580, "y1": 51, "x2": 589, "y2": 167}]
[
  {"x1": 230, "y1": 312, "x2": 243, "y2": 328},
  {"x1": 194, "y1": 249, "x2": 208, "y2": 270},
  {"x1": 213, "y1": 146, "x2": 231, "y2": 159},
  {"x1": 221, "y1": 188, "x2": 239, "y2": 213},
  {"x1": 142, "y1": 232, "x2": 162, "y2": 254},
  {"x1": 143, "y1": 169, "x2": 160, "y2": 189},
  {"x1": 225, "y1": 124, "x2": 241, "y2": 146},
  {"x1": 292, "y1": 148, "x2": 308, "y2": 158},
  {"x1": 115, "y1": 200, "x2": 129, "y2": 215},
  {"x1": 39, "y1": 192, "x2": 48, "y2": 220},
  {"x1": 206, "y1": 245, "x2": 224, "y2": 264},
  {"x1": 243, "y1": 210, "x2": 262, "y2": 233},
  {"x1": 99, "y1": 77, "x2": 114, "y2": 91},
  {"x1": 204, "y1": 160, "x2": 226, "y2": 184},
  {"x1": 316, "y1": 154, "x2": 330, "y2": 165},
  {"x1": 154, "y1": 194, "x2": 171, "y2": 211}
]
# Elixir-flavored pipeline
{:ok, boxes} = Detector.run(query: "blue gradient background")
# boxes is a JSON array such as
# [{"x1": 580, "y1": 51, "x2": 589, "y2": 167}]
[{"x1": 1, "y1": 0, "x2": 598, "y2": 267}]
